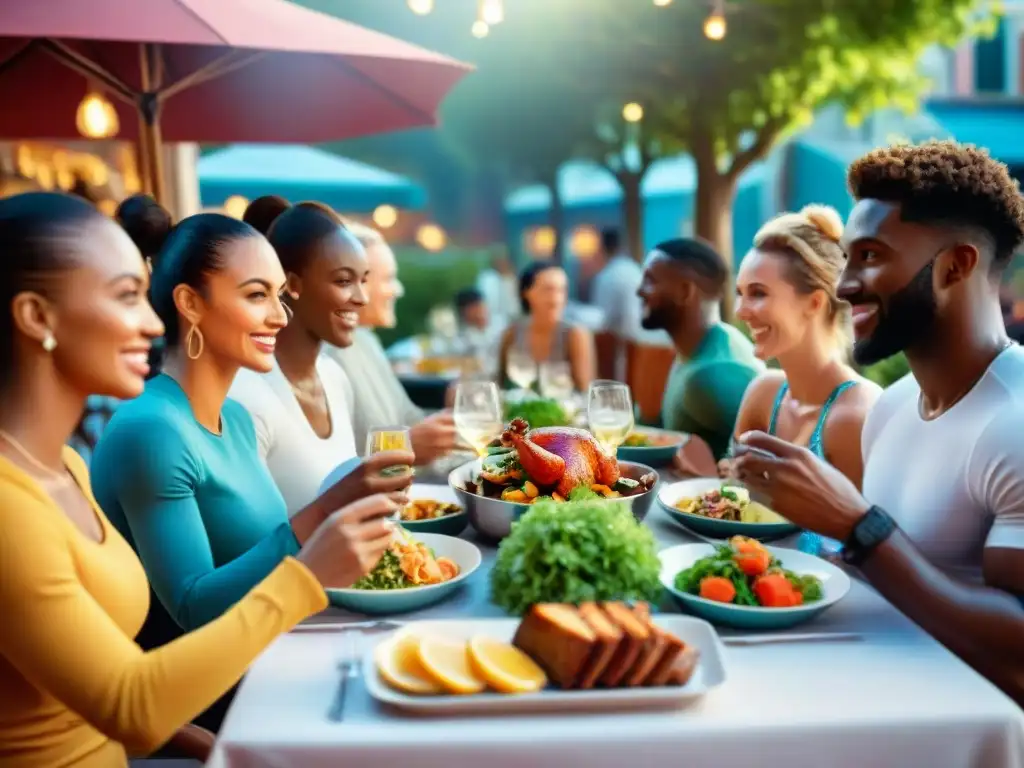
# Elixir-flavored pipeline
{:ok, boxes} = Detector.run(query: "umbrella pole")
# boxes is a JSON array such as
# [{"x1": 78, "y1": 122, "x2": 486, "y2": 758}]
[{"x1": 137, "y1": 44, "x2": 166, "y2": 205}]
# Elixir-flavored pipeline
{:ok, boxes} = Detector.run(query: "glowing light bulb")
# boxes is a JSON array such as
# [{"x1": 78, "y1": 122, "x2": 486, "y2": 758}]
[
  {"x1": 481, "y1": 0, "x2": 504, "y2": 24},
  {"x1": 622, "y1": 102, "x2": 644, "y2": 123},
  {"x1": 704, "y1": 12, "x2": 726, "y2": 40},
  {"x1": 653, "y1": 0, "x2": 672, "y2": 6},
  {"x1": 75, "y1": 91, "x2": 120, "y2": 139},
  {"x1": 372, "y1": 205, "x2": 398, "y2": 229},
  {"x1": 224, "y1": 195, "x2": 249, "y2": 219},
  {"x1": 407, "y1": 0, "x2": 433, "y2": 14},
  {"x1": 416, "y1": 223, "x2": 447, "y2": 252},
  {"x1": 471, "y1": 20, "x2": 489, "y2": 38}
]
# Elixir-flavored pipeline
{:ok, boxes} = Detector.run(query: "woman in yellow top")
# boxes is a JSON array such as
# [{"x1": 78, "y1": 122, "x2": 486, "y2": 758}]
[{"x1": 0, "y1": 192, "x2": 398, "y2": 767}]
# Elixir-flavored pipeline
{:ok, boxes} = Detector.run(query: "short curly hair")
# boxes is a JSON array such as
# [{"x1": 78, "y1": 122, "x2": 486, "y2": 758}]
[{"x1": 847, "y1": 140, "x2": 1024, "y2": 266}]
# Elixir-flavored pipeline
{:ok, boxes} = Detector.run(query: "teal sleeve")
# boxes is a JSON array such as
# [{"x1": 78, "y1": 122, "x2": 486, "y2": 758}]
[
  {"x1": 679, "y1": 363, "x2": 757, "y2": 458},
  {"x1": 97, "y1": 417, "x2": 300, "y2": 630}
]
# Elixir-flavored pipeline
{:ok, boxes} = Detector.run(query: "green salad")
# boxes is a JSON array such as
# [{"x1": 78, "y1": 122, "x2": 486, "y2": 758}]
[
  {"x1": 490, "y1": 499, "x2": 662, "y2": 614},
  {"x1": 673, "y1": 541, "x2": 823, "y2": 608},
  {"x1": 353, "y1": 548, "x2": 409, "y2": 590},
  {"x1": 503, "y1": 398, "x2": 570, "y2": 428}
]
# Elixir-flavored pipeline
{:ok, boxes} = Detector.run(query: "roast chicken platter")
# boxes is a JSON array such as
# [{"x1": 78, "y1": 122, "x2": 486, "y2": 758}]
[{"x1": 462, "y1": 418, "x2": 656, "y2": 505}]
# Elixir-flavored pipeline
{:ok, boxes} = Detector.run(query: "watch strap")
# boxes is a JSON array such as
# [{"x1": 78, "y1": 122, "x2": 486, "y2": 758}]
[{"x1": 841, "y1": 505, "x2": 897, "y2": 567}]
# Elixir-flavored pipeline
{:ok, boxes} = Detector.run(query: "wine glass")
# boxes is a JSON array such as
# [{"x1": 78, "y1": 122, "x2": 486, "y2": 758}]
[
  {"x1": 539, "y1": 361, "x2": 574, "y2": 401},
  {"x1": 365, "y1": 426, "x2": 413, "y2": 478},
  {"x1": 506, "y1": 345, "x2": 537, "y2": 393},
  {"x1": 587, "y1": 380, "x2": 634, "y2": 456},
  {"x1": 454, "y1": 380, "x2": 503, "y2": 457}
]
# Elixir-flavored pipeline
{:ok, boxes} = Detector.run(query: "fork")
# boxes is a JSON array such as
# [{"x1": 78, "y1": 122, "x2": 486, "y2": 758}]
[{"x1": 327, "y1": 629, "x2": 361, "y2": 722}]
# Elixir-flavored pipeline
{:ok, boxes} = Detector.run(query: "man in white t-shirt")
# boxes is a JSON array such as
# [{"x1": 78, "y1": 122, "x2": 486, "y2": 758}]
[{"x1": 731, "y1": 140, "x2": 1024, "y2": 705}]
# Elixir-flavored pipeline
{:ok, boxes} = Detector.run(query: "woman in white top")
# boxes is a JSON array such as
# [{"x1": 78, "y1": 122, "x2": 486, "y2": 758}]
[{"x1": 230, "y1": 203, "x2": 413, "y2": 516}]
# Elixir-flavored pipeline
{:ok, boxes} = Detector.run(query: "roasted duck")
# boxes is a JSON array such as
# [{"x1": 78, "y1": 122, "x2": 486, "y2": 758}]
[{"x1": 499, "y1": 418, "x2": 620, "y2": 498}]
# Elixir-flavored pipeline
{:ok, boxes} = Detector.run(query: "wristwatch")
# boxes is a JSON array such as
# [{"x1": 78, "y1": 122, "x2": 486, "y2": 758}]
[{"x1": 841, "y1": 506, "x2": 897, "y2": 567}]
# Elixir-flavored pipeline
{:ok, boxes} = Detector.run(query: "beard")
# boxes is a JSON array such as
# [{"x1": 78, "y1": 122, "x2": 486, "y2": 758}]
[
  {"x1": 640, "y1": 303, "x2": 674, "y2": 331},
  {"x1": 851, "y1": 260, "x2": 938, "y2": 366}
]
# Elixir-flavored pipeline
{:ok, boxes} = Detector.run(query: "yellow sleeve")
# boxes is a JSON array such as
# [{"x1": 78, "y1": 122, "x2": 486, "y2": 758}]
[{"x1": 0, "y1": 486, "x2": 327, "y2": 756}]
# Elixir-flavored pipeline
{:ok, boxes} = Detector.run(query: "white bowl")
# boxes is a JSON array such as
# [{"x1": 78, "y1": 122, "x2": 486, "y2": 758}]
[
  {"x1": 659, "y1": 542, "x2": 851, "y2": 629},
  {"x1": 325, "y1": 533, "x2": 481, "y2": 615}
]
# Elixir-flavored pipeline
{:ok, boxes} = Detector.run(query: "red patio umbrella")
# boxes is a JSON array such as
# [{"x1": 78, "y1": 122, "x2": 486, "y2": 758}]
[{"x1": 0, "y1": 0, "x2": 472, "y2": 202}]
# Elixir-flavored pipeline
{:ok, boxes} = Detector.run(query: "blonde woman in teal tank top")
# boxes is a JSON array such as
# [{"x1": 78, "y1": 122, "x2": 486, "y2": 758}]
[{"x1": 721, "y1": 206, "x2": 881, "y2": 553}]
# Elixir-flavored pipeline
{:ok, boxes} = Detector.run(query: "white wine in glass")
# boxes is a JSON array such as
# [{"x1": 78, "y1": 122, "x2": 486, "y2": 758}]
[
  {"x1": 539, "y1": 360, "x2": 574, "y2": 400},
  {"x1": 454, "y1": 380, "x2": 503, "y2": 457},
  {"x1": 587, "y1": 380, "x2": 634, "y2": 456},
  {"x1": 506, "y1": 346, "x2": 537, "y2": 392},
  {"x1": 365, "y1": 426, "x2": 413, "y2": 477}
]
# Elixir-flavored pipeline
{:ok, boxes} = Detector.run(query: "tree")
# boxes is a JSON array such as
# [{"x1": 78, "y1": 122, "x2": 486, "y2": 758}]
[{"x1": 578, "y1": 0, "x2": 991, "y2": 313}]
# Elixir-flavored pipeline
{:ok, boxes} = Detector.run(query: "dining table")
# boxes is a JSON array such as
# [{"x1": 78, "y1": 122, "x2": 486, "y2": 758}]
[{"x1": 208, "y1": 480, "x2": 1024, "y2": 768}]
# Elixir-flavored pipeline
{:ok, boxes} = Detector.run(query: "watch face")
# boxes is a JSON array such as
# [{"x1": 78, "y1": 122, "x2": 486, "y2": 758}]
[{"x1": 855, "y1": 508, "x2": 893, "y2": 547}]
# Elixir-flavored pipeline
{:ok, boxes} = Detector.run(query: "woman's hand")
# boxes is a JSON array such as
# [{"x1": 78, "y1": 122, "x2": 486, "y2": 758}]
[
  {"x1": 166, "y1": 724, "x2": 215, "y2": 761},
  {"x1": 672, "y1": 434, "x2": 718, "y2": 478},
  {"x1": 410, "y1": 410, "x2": 460, "y2": 465},
  {"x1": 297, "y1": 494, "x2": 398, "y2": 589},
  {"x1": 319, "y1": 450, "x2": 416, "y2": 511}
]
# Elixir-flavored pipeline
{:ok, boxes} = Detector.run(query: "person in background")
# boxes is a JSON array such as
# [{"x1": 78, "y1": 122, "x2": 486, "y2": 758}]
[
  {"x1": 733, "y1": 140, "x2": 1024, "y2": 706},
  {"x1": 242, "y1": 195, "x2": 290, "y2": 237},
  {"x1": 589, "y1": 226, "x2": 651, "y2": 378},
  {"x1": 329, "y1": 220, "x2": 459, "y2": 466},
  {"x1": 498, "y1": 260, "x2": 596, "y2": 392},
  {"x1": 115, "y1": 194, "x2": 172, "y2": 269},
  {"x1": 715, "y1": 205, "x2": 879, "y2": 487},
  {"x1": 0, "y1": 192, "x2": 398, "y2": 767},
  {"x1": 453, "y1": 287, "x2": 496, "y2": 369},
  {"x1": 91, "y1": 214, "x2": 412, "y2": 731},
  {"x1": 637, "y1": 238, "x2": 763, "y2": 467},
  {"x1": 476, "y1": 247, "x2": 520, "y2": 330},
  {"x1": 230, "y1": 204, "x2": 411, "y2": 516}
]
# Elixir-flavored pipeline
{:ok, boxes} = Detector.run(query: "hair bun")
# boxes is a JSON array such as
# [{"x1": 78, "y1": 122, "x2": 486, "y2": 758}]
[{"x1": 801, "y1": 204, "x2": 843, "y2": 242}]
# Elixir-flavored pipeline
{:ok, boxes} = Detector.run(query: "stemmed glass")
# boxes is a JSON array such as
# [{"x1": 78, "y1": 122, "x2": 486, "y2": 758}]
[
  {"x1": 587, "y1": 380, "x2": 634, "y2": 457},
  {"x1": 454, "y1": 380, "x2": 504, "y2": 457},
  {"x1": 539, "y1": 361, "x2": 574, "y2": 400},
  {"x1": 506, "y1": 345, "x2": 537, "y2": 395}
]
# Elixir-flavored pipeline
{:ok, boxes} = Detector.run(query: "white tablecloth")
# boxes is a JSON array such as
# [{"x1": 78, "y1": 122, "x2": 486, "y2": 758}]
[{"x1": 209, "y1": 504, "x2": 1024, "y2": 768}]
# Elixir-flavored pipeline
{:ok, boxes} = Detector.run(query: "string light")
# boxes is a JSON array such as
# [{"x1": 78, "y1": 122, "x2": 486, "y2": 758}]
[
  {"x1": 622, "y1": 102, "x2": 644, "y2": 123},
  {"x1": 407, "y1": 0, "x2": 433, "y2": 15},
  {"x1": 480, "y1": 0, "x2": 504, "y2": 25},
  {"x1": 653, "y1": 0, "x2": 672, "y2": 6},
  {"x1": 372, "y1": 205, "x2": 398, "y2": 228},
  {"x1": 75, "y1": 91, "x2": 120, "y2": 139},
  {"x1": 704, "y1": 0, "x2": 727, "y2": 40},
  {"x1": 472, "y1": 20, "x2": 490, "y2": 38},
  {"x1": 224, "y1": 195, "x2": 249, "y2": 219}
]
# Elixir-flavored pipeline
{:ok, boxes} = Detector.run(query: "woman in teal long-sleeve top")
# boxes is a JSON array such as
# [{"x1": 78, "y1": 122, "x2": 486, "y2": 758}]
[{"x1": 91, "y1": 212, "x2": 414, "y2": 731}]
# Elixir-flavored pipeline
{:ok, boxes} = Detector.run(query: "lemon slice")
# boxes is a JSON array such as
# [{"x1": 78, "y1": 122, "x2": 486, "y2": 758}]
[
  {"x1": 375, "y1": 633, "x2": 445, "y2": 695},
  {"x1": 467, "y1": 635, "x2": 547, "y2": 694},
  {"x1": 416, "y1": 636, "x2": 486, "y2": 695}
]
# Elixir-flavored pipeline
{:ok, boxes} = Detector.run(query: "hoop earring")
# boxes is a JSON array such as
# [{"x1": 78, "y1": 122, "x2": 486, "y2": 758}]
[
  {"x1": 41, "y1": 332, "x2": 57, "y2": 353},
  {"x1": 185, "y1": 324, "x2": 204, "y2": 360}
]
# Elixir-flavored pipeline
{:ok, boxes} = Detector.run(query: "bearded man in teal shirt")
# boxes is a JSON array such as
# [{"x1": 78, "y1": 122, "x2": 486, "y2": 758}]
[{"x1": 637, "y1": 238, "x2": 763, "y2": 469}]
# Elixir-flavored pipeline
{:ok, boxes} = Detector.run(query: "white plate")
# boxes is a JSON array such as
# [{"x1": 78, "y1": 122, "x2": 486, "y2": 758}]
[
  {"x1": 659, "y1": 543, "x2": 851, "y2": 629},
  {"x1": 363, "y1": 615, "x2": 727, "y2": 714},
  {"x1": 325, "y1": 534, "x2": 481, "y2": 615}
]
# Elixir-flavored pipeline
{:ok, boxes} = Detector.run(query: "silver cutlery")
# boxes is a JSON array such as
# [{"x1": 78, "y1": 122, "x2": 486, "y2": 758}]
[
  {"x1": 295, "y1": 619, "x2": 403, "y2": 634},
  {"x1": 722, "y1": 631, "x2": 862, "y2": 646},
  {"x1": 327, "y1": 629, "x2": 362, "y2": 722}
]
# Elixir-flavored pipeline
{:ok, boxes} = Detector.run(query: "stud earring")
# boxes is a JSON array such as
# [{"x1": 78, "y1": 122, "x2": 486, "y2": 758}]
[{"x1": 42, "y1": 332, "x2": 57, "y2": 353}]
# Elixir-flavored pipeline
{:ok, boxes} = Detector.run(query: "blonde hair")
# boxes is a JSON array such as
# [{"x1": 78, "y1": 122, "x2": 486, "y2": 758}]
[
  {"x1": 340, "y1": 218, "x2": 385, "y2": 247},
  {"x1": 752, "y1": 204, "x2": 851, "y2": 344}
]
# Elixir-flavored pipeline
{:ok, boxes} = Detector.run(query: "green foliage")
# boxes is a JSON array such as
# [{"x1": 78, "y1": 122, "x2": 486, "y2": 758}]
[
  {"x1": 490, "y1": 499, "x2": 663, "y2": 615},
  {"x1": 379, "y1": 246, "x2": 489, "y2": 347},
  {"x1": 861, "y1": 353, "x2": 912, "y2": 388},
  {"x1": 503, "y1": 398, "x2": 571, "y2": 428}
]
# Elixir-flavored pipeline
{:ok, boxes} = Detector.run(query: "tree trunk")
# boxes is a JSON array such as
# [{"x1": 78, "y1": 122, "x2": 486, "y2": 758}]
[
  {"x1": 621, "y1": 171, "x2": 645, "y2": 261},
  {"x1": 546, "y1": 177, "x2": 565, "y2": 264},
  {"x1": 693, "y1": 155, "x2": 738, "y2": 320}
]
